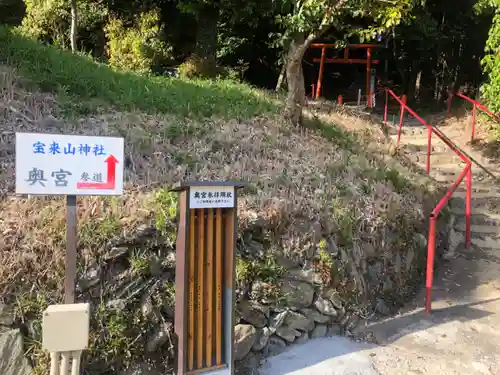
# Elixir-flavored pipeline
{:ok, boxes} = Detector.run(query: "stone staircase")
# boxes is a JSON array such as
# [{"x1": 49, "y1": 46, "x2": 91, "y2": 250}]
[
  {"x1": 390, "y1": 122, "x2": 500, "y2": 254},
  {"x1": 359, "y1": 119, "x2": 500, "y2": 374}
]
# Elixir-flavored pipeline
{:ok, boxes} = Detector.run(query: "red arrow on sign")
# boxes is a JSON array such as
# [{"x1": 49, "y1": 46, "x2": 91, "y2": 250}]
[{"x1": 77, "y1": 155, "x2": 119, "y2": 190}]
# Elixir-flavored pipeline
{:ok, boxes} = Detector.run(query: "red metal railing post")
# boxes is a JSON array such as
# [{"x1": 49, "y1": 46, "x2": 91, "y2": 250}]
[
  {"x1": 471, "y1": 103, "x2": 477, "y2": 142},
  {"x1": 426, "y1": 216, "x2": 437, "y2": 313},
  {"x1": 465, "y1": 164, "x2": 472, "y2": 248},
  {"x1": 396, "y1": 103, "x2": 404, "y2": 147},
  {"x1": 384, "y1": 90, "x2": 388, "y2": 124},
  {"x1": 426, "y1": 127, "x2": 432, "y2": 174},
  {"x1": 315, "y1": 46, "x2": 326, "y2": 99}
]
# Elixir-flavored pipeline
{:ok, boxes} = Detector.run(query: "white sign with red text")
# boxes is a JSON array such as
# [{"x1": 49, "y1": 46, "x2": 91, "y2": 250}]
[{"x1": 15, "y1": 132, "x2": 124, "y2": 196}]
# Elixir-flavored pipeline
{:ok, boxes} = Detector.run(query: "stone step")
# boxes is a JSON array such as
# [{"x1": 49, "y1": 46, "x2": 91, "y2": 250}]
[
  {"x1": 454, "y1": 221, "x2": 500, "y2": 235},
  {"x1": 471, "y1": 237, "x2": 500, "y2": 250},
  {"x1": 454, "y1": 214, "x2": 500, "y2": 227},
  {"x1": 454, "y1": 190, "x2": 500, "y2": 199},
  {"x1": 450, "y1": 196, "x2": 500, "y2": 213}
]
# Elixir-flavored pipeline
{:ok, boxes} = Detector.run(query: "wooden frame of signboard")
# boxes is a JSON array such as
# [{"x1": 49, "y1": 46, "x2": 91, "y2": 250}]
[{"x1": 172, "y1": 181, "x2": 244, "y2": 375}]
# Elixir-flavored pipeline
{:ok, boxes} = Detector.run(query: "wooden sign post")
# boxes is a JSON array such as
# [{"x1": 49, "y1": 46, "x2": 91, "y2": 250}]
[
  {"x1": 15, "y1": 132, "x2": 125, "y2": 375},
  {"x1": 172, "y1": 181, "x2": 243, "y2": 375}
]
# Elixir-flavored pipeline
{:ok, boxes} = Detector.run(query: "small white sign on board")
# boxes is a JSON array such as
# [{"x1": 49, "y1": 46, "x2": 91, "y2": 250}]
[
  {"x1": 189, "y1": 186, "x2": 235, "y2": 209},
  {"x1": 15, "y1": 132, "x2": 124, "y2": 196}
]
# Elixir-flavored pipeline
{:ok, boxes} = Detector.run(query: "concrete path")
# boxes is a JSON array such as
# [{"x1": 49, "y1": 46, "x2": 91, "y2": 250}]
[{"x1": 261, "y1": 118, "x2": 500, "y2": 375}]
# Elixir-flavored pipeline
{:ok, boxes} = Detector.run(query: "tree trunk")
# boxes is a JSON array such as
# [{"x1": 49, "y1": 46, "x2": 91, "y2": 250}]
[
  {"x1": 194, "y1": 4, "x2": 219, "y2": 77},
  {"x1": 275, "y1": 63, "x2": 286, "y2": 91},
  {"x1": 70, "y1": 0, "x2": 78, "y2": 52},
  {"x1": 284, "y1": 32, "x2": 307, "y2": 126}
]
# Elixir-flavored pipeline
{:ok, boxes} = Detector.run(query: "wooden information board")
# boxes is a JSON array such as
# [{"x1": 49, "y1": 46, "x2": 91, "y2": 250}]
[{"x1": 173, "y1": 181, "x2": 243, "y2": 375}]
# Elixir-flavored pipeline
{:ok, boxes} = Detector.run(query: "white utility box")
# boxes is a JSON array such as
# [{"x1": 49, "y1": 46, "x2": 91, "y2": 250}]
[{"x1": 42, "y1": 303, "x2": 90, "y2": 352}]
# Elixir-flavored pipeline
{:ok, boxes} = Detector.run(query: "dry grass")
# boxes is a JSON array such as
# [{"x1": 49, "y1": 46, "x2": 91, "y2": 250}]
[
  {"x1": 0, "y1": 64, "x2": 437, "y2": 299},
  {"x1": 0, "y1": 63, "x2": 445, "y2": 373}
]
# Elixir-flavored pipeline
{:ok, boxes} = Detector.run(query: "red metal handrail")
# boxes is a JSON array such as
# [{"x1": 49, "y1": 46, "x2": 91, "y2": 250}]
[
  {"x1": 384, "y1": 89, "x2": 472, "y2": 313},
  {"x1": 446, "y1": 92, "x2": 500, "y2": 142}
]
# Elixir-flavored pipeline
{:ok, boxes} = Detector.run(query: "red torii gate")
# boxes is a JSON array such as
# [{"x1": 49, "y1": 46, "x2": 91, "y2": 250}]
[{"x1": 311, "y1": 43, "x2": 384, "y2": 108}]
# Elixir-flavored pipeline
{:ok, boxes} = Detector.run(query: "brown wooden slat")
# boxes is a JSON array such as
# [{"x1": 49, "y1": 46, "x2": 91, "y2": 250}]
[
  {"x1": 196, "y1": 209, "x2": 205, "y2": 369},
  {"x1": 206, "y1": 208, "x2": 214, "y2": 367},
  {"x1": 188, "y1": 209, "x2": 196, "y2": 371},
  {"x1": 215, "y1": 208, "x2": 223, "y2": 365}
]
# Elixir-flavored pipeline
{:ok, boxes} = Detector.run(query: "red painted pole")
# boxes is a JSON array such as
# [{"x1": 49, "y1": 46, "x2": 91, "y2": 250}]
[
  {"x1": 366, "y1": 48, "x2": 372, "y2": 108},
  {"x1": 337, "y1": 95, "x2": 343, "y2": 105},
  {"x1": 465, "y1": 164, "x2": 472, "y2": 248},
  {"x1": 396, "y1": 103, "x2": 404, "y2": 147},
  {"x1": 471, "y1": 103, "x2": 477, "y2": 142},
  {"x1": 316, "y1": 47, "x2": 326, "y2": 99},
  {"x1": 311, "y1": 84, "x2": 316, "y2": 98},
  {"x1": 384, "y1": 90, "x2": 388, "y2": 124},
  {"x1": 425, "y1": 216, "x2": 437, "y2": 313},
  {"x1": 426, "y1": 127, "x2": 432, "y2": 174}
]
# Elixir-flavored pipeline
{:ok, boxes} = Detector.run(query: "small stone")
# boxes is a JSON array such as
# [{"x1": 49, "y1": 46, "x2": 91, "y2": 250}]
[
  {"x1": 140, "y1": 294, "x2": 155, "y2": 319},
  {"x1": 321, "y1": 288, "x2": 343, "y2": 310},
  {"x1": 311, "y1": 324, "x2": 327, "y2": 339},
  {"x1": 235, "y1": 351, "x2": 261, "y2": 375},
  {"x1": 246, "y1": 240, "x2": 265, "y2": 259},
  {"x1": 327, "y1": 324, "x2": 342, "y2": 337},
  {"x1": 146, "y1": 322, "x2": 173, "y2": 353},
  {"x1": 375, "y1": 298, "x2": 391, "y2": 316},
  {"x1": 234, "y1": 324, "x2": 258, "y2": 361},
  {"x1": 295, "y1": 332, "x2": 310, "y2": 344},
  {"x1": 265, "y1": 336, "x2": 287, "y2": 356},
  {"x1": 79, "y1": 265, "x2": 101, "y2": 291},
  {"x1": 299, "y1": 308, "x2": 330, "y2": 324},
  {"x1": 383, "y1": 278, "x2": 395, "y2": 292},
  {"x1": 275, "y1": 326, "x2": 300, "y2": 343},
  {"x1": 367, "y1": 261, "x2": 383, "y2": 282},
  {"x1": 286, "y1": 268, "x2": 323, "y2": 285},
  {"x1": 0, "y1": 304, "x2": 14, "y2": 326},
  {"x1": 106, "y1": 299, "x2": 127, "y2": 310},
  {"x1": 238, "y1": 300, "x2": 269, "y2": 328},
  {"x1": 134, "y1": 224, "x2": 157, "y2": 240},
  {"x1": 335, "y1": 306, "x2": 346, "y2": 321},
  {"x1": 284, "y1": 311, "x2": 315, "y2": 332},
  {"x1": 344, "y1": 314, "x2": 360, "y2": 332},
  {"x1": 165, "y1": 251, "x2": 176, "y2": 266},
  {"x1": 0, "y1": 329, "x2": 32, "y2": 375},
  {"x1": 329, "y1": 294, "x2": 344, "y2": 310},
  {"x1": 279, "y1": 279, "x2": 315, "y2": 308},
  {"x1": 269, "y1": 311, "x2": 289, "y2": 332},
  {"x1": 104, "y1": 246, "x2": 129, "y2": 261},
  {"x1": 414, "y1": 233, "x2": 427, "y2": 248},
  {"x1": 252, "y1": 327, "x2": 272, "y2": 351},
  {"x1": 314, "y1": 296, "x2": 337, "y2": 317}
]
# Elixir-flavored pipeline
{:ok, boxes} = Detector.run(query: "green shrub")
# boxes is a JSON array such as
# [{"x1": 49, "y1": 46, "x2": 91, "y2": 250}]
[
  {"x1": 19, "y1": 0, "x2": 108, "y2": 53},
  {"x1": 178, "y1": 55, "x2": 218, "y2": 79},
  {"x1": 481, "y1": 11, "x2": 500, "y2": 114},
  {"x1": 104, "y1": 9, "x2": 172, "y2": 74}
]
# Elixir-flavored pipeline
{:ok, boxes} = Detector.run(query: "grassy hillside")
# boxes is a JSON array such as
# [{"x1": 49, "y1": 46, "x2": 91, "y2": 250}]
[
  {"x1": 0, "y1": 26, "x2": 278, "y2": 119},
  {"x1": 0, "y1": 26, "x2": 444, "y2": 375}
]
